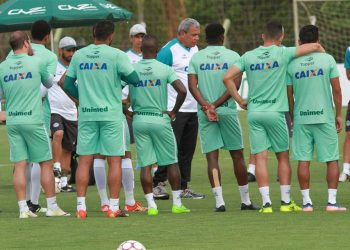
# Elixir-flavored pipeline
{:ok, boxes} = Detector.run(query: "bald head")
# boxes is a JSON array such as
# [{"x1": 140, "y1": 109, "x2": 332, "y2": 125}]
[
  {"x1": 10, "y1": 31, "x2": 30, "y2": 51},
  {"x1": 141, "y1": 35, "x2": 159, "y2": 59}
]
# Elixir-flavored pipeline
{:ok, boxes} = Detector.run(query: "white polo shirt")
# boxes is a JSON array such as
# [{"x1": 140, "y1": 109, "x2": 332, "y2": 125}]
[
  {"x1": 122, "y1": 49, "x2": 143, "y2": 100},
  {"x1": 157, "y1": 38, "x2": 198, "y2": 112},
  {"x1": 48, "y1": 61, "x2": 77, "y2": 121}
]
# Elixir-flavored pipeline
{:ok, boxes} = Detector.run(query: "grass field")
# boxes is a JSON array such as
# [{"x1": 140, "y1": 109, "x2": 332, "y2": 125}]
[{"x1": 1, "y1": 111, "x2": 350, "y2": 250}]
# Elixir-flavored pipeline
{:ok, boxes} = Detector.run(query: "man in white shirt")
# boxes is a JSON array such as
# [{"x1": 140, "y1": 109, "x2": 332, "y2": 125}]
[
  {"x1": 153, "y1": 18, "x2": 205, "y2": 199},
  {"x1": 49, "y1": 37, "x2": 78, "y2": 192}
]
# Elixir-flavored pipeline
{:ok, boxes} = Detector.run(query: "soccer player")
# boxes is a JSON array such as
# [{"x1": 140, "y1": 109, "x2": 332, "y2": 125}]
[
  {"x1": 49, "y1": 36, "x2": 78, "y2": 192},
  {"x1": 93, "y1": 24, "x2": 147, "y2": 212},
  {"x1": 0, "y1": 31, "x2": 69, "y2": 218},
  {"x1": 63, "y1": 21, "x2": 139, "y2": 218},
  {"x1": 188, "y1": 23, "x2": 259, "y2": 212},
  {"x1": 128, "y1": 35, "x2": 190, "y2": 215},
  {"x1": 223, "y1": 21, "x2": 324, "y2": 213},
  {"x1": 153, "y1": 18, "x2": 205, "y2": 200},
  {"x1": 287, "y1": 25, "x2": 345, "y2": 211},
  {"x1": 339, "y1": 45, "x2": 350, "y2": 181}
]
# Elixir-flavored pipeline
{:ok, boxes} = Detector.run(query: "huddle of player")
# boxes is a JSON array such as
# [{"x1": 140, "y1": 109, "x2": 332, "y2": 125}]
[{"x1": 0, "y1": 17, "x2": 346, "y2": 219}]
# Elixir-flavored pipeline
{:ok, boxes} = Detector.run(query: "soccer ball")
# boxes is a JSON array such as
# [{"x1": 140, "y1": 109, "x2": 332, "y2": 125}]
[
  {"x1": 55, "y1": 177, "x2": 61, "y2": 193},
  {"x1": 117, "y1": 240, "x2": 146, "y2": 250}
]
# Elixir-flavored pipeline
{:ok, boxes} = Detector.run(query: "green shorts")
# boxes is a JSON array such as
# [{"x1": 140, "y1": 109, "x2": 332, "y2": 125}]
[
  {"x1": 133, "y1": 114, "x2": 177, "y2": 167},
  {"x1": 198, "y1": 110, "x2": 243, "y2": 154},
  {"x1": 77, "y1": 120, "x2": 126, "y2": 156},
  {"x1": 248, "y1": 111, "x2": 289, "y2": 154},
  {"x1": 7, "y1": 124, "x2": 52, "y2": 163},
  {"x1": 292, "y1": 123, "x2": 339, "y2": 162},
  {"x1": 124, "y1": 117, "x2": 130, "y2": 152}
]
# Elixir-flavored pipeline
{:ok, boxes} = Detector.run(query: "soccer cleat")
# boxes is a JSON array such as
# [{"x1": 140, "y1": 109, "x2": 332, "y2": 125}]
[
  {"x1": 147, "y1": 207, "x2": 159, "y2": 216},
  {"x1": 60, "y1": 184, "x2": 76, "y2": 192},
  {"x1": 241, "y1": 202, "x2": 260, "y2": 210},
  {"x1": 280, "y1": 200, "x2": 302, "y2": 212},
  {"x1": 259, "y1": 203, "x2": 273, "y2": 213},
  {"x1": 76, "y1": 210, "x2": 87, "y2": 219},
  {"x1": 153, "y1": 182, "x2": 170, "y2": 200},
  {"x1": 101, "y1": 204, "x2": 109, "y2": 213},
  {"x1": 247, "y1": 173, "x2": 256, "y2": 182},
  {"x1": 124, "y1": 201, "x2": 147, "y2": 212},
  {"x1": 215, "y1": 205, "x2": 226, "y2": 212},
  {"x1": 46, "y1": 208, "x2": 71, "y2": 217},
  {"x1": 28, "y1": 203, "x2": 47, "y2": 213},
  {"x1": 107, "y1": 209, "x2": 129, "y2": 218},
  {"x1": 338, "y1": 173, "x2": 349, "y2": 182},
  {"x1": 172, "y1": 205, "x2": 190, "y2": 214},
  {"x1": 302, "y1": 203, "x2": 314, "y2": 212},
  {"x1": 326, "y1": 203, "x2": 347, "y2": 212},
  {"x1": 180, "y1": 188, "x2": 205, "y2": 199},
  {"x1": 19, "y1": 210, "x2": 38, "y2": 219}
]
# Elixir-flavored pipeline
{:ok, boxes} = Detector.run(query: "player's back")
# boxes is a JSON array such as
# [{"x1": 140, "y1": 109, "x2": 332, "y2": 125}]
[
  {"x1": 130, "y1": 59, "x2": 177, "y2": 114},
  {"x1": 287, "y1": 52, "x2": 338, "y2": 124},
  {"x1": 69, "y1": 44, "x2": 130, "y2": 121},
  {"x1": 189, "y1": 46, "x2": 239, "y2": 111},
  {"x1": 0, "y1": 54, "x2": 46, "y2": 125},
  {"x1": 240, "y1": 45, "x2": 295, "y2": 112}
]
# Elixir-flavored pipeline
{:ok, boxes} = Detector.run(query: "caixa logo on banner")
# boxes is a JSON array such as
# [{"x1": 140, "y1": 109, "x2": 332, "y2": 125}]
[
  {"x1": 58, "y1": 4, "x2": 98, "y2": 11},
  {"x1": 8, "y1": 7, "x2": 46, "y2": 15}
]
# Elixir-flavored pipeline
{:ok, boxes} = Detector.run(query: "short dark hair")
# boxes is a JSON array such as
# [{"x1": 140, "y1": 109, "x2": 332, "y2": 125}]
[
  {"x1": 31, "y1": 20, "x2": 51, "y2": 40},
  {"x1": 10, "y1": 31, "x2": 29, "y2": 51},
  {"x1": 299, "y1": 25, "x2": 319, "y2": 44},
  {"x1": 264, "y1": 21, "x2": 283, "y2": 40},
  {"x1": 94, "y1": 21, "x2": 115, "y2": 40},
  {"x1": 141, "y1": 34, "x2": 159, "y2": 54},
  {"x1": 205, "y1": 23, "x2": 225, "y2": 44}
]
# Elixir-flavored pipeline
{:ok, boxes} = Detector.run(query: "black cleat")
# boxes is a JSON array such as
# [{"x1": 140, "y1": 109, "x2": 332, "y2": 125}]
[
  {"x1": 60, "y1": 184, "x2": 76, "y2": 192},
  {"x1": 247, "y1": 173, "x2": 256, "y2": 182},
  {"x1": 241, "y1": 202, "x2": 260, "y2": 210},
  {"x1": 215, "y1": 205, "x2": 226, "y2": 212}
]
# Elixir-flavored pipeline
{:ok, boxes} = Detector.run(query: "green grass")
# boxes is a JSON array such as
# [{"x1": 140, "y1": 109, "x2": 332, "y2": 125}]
[{"x1": 0, "y1": 111, "x2": 350, "y2": 250}]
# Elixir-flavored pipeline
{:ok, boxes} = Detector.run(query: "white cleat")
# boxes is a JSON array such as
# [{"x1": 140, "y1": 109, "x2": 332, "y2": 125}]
[
  {"x1": 338, "y1": 173, "x2": 349, "y2": 182},
  {"x1": 46, "y1": 207, "x2": 71, "y2": 217},
  {"x1": 19, "y1": 210, "x2": 38, "y2": 219}
]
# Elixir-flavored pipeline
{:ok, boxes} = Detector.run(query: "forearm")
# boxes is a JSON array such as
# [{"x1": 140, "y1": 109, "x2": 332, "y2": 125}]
[
  {"x1": 63, "y1": 76, "x2": 79, "y2": 100},
  {"x1": 333, "y1": 90, "x2": 342, "y2": 117},
  {"x1": 296, "y1": 43, "x2": 323, "y2": 57},
  {"x1": 172, "y1": 93, "x2": 186, "y2": 114},
  {"x1": 223, "y1": 78, "x2": 244, "y2": 104},
  {"x1": 121, "y1": 71, "x2": 139, "y2": 86},
  {"x1": 213, "y1": 91, "x2": 231, "y2": 108}
]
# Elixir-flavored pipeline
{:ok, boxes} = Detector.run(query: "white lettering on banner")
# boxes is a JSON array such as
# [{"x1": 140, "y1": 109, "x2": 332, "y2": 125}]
[
  {"x1": 99, "y1": 3, "x2": 121, "y2": 10},
  {"x1": 8, "y1": 7, "x2": 46, "y2": 15},
  {"x1": 58, "y1": 4, "x2": 98, "y2": 11}
]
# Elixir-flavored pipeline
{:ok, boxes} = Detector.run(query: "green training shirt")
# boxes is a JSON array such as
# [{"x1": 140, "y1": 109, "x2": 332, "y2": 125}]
[
  {"x1": 66, "y1": 44, "x2": 135, "y2": 121},
  {"x1": 129, "y1": 59, "x2": 178, "y2": 113},
  {"x1": 188, "y1": 45, "x2": 240, "y2": 113},
  {"x1": 0, "y1": 53, "x2": 51, "y2": 125},
  {"x1": 234, "y1": 45, "x2": 296, "y2": 112},
  {"x1": 287, "y1": 52, "x2": 339, "y2": 124}
]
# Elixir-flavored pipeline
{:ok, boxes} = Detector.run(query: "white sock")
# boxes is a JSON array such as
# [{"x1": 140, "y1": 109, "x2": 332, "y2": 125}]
[
  {"x1": 238, "y1": 184, "x2": 251, "y2": 205},
  {"x1": 343, "y1": 163, "x2": 350, "y2": 175},
  {"x1": 26, "y1": 163, "x2": 32, "y2": 201},
  {"x1": 122, "y1": 158, "x2": 135, "y2": 206},
  {"x1": 18, "y1": 200, "x2": 29, "y2": 213},
  {"x1": 109, "y1": 198, "x2": 119, "y2": 212},
  {"x1": 60, "y1": 176, "x2": 68, "y2": 187},
  {"x1": 77, "y1": 197, "x2": 86, "y2": 211},
  {"x1": 248, "y1": 164, "x2": 255, "y2": 175},
  {"x1": 172, "y1": 190, "x2": 182, "y2": 207},
  {"x1": 93, "y1": 159, "x2": 109, "y2": 206},
  {"x1": 212, "y1": 186, "x2": 225, "y2": 208},
  {"x1": 301, "y1": 189, "x2": 312, "y2": 205},
  {"x1": 46, "y1": 196, "x2": 59, "y2": 210},
  {"x1": 53, "y1": 162, "x2": 61, "y2": 172},
  {"x1": 30, "y1": 163, "x2": 41, "y2": 205},
  {"x1": 280, "y1": 185, "x2": 291, "y2": 203},
  {"x1": 328, "y1": 189, "x2": 337, "y2": 204},
  {"x1": 145, "y1": 193, "x2": 157, "y2": 209},
  {"x1": 259, "y1": 186, "x2": 271, "y2": 205}
]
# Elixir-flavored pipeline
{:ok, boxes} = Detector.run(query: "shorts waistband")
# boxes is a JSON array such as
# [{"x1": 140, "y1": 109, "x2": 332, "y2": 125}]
[{"x1": 134, "y1": 111, "x2": 165, "y2": 117}]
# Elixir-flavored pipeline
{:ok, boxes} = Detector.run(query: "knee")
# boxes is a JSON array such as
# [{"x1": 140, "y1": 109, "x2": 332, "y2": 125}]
[
  {"x1": 345, "y1": 132, "x2": 350, "y2": 141},
  {"x1": 53, "y1": 130, "x2": 64, "y2": 141}
]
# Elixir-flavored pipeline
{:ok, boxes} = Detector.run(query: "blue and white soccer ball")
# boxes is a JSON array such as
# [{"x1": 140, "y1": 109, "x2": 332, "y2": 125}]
[{"x1": 117, "y1": 240, "x2": 146, "y2": 250}]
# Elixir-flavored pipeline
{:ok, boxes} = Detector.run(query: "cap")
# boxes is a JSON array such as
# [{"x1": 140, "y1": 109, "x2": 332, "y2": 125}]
[
  {"x1": 129, "y1": 24, "x2": 147, "y2": 36},
  {"x1": 59, "y1": 36, "x2": 77, "y2": 49}
]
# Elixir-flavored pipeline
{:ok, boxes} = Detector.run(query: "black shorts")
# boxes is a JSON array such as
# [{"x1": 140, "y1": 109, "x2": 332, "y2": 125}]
[
  {"x1": 50, "y1": 113, "x2": 78, "y2": 151},
  {"x1": 346, "y1": 101, "x2": 350, "y2": 132}
]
